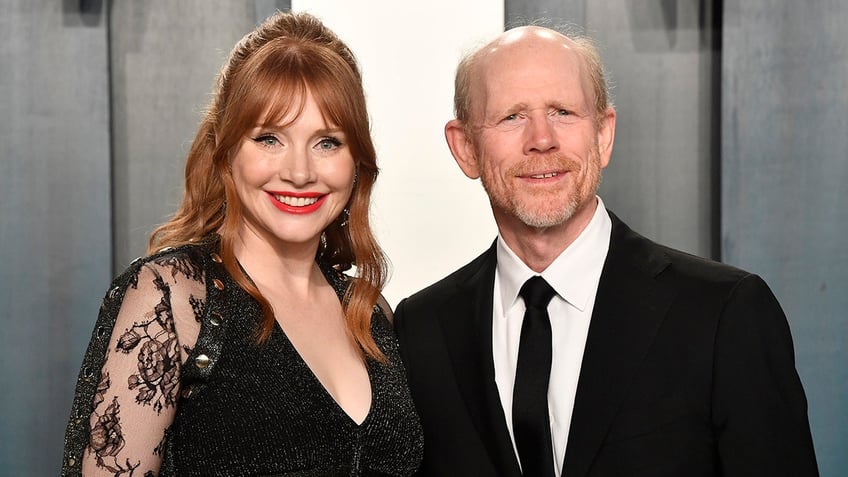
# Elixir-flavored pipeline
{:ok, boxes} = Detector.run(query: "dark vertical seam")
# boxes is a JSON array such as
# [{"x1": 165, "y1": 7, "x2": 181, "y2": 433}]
[
  {"x1": 711, "y1": 0, "x2": 723, "y2": 261},
  {"x1": 106, "y1": 0, "x2": 116, "y2": 275}
]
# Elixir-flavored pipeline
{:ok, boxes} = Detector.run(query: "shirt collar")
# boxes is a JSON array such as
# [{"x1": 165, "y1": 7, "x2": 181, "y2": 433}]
[{"x1": 496, "y1": 196, "x2": 612, "y2": 314}]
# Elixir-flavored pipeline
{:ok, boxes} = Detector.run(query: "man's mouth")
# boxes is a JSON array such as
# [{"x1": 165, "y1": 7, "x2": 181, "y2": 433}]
[{"x1": 528, "y1": 172, "x2": 559, "y2": 179}]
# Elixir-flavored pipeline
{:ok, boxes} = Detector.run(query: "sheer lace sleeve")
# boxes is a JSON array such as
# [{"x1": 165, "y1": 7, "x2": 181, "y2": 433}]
[{"x1": 80, "y1": 256, "x2": 205, "y2": 476}]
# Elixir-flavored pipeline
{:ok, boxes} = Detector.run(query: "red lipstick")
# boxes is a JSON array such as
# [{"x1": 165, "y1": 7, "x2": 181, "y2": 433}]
[{"x1": 266, "y1": 191, "x2": 327, "y2": 214}]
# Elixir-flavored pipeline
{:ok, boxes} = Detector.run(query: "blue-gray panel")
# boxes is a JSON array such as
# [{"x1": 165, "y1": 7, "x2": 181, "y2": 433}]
[
  {"x1": 723, "y1": 1, "x2": 848, "y2": 474},
  {"x1": 588, "y1": 1, "x2": 719, "y2": 259},
  {"x1": 109, "y1": 2, "x2": 277, "y2": 273},
  {"x1": 0, "y1": 0, "x2": 110, "y2": 474},
  {"x1": 505, "y1": 0, "x2": 584, "y2": 27}
]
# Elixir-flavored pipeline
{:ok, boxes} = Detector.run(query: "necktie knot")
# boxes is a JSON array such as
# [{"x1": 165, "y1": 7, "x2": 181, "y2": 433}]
[{"x1": 519, "y1": 276, "x2": 556, "y2": 310}]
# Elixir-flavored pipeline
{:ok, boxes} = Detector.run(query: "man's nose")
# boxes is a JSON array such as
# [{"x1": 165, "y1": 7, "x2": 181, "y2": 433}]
[{"x1": 523, "y1": 115, "x2": 560, "y2": 154}]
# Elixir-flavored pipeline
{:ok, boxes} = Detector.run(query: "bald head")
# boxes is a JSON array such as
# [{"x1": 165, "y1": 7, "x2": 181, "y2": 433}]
[{"x1": 453, "y1": 26, "x2": 611, "y2": 129}]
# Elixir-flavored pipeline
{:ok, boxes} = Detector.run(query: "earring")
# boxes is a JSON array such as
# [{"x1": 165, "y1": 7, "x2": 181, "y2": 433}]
[{"x1": 339, "y1": 207, "x2": 350, "y2": 228}]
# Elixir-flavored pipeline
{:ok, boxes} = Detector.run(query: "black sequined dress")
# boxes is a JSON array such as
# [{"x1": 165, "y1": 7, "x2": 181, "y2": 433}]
[{"x1": 61, "y1": 239, "x2": 423, "y2": 476}]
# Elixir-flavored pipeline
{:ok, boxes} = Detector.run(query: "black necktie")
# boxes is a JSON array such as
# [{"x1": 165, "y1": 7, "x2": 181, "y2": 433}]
[{"x1": 513, "y1": 276, "x2": 556, "y2": 477}]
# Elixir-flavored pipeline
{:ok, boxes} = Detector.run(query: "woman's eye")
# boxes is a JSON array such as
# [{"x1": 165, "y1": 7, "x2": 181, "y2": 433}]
[
  {"x1": 253, "y1": 135, "x2": 279, "y2": 147},
  {"x1": 316, "y1": 137, "x2": 342, "y2": 151}
]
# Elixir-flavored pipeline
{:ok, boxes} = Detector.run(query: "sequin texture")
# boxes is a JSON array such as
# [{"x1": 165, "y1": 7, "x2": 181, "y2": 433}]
[{"x1": 61, "y1": 239, "x2": 423, "y2": 476}]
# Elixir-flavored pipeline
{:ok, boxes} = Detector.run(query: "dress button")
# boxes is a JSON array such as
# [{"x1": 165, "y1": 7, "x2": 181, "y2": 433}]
[
  {"x1": 213, "y1": 278, "x2": 225, "y2": 290},
  {"x1": 68, "y1": 458, "x2": 76, "y2": 467},
  {"x1": 158, "y1": 246, "x2": 175, "y2": 253},
  {"x1": 195, "y1": 354, "x2": 211, "y2": 369},
  {"x1": 210, "y1": 252, "x2": 223, "y2": 263},
  {"x1": 209, "y1": 312, "x2": 222, "y2": 326}
]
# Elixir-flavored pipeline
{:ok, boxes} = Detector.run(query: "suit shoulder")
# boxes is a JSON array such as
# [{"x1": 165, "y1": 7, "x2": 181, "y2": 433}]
[
  {"x1": 610, "y1": 214, "x2": 754, "y2": 291},
  {"x1": 657, "y1": 243, "x2": 751, "y2": 286},
  {"x1": 642, "y1": 240, "x2": 777, "y2": 305}
]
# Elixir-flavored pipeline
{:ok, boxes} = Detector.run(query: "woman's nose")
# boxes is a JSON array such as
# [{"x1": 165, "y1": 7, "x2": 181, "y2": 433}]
[{"x1": 281, "y1": 148, "x2": 317, "y2": 186}]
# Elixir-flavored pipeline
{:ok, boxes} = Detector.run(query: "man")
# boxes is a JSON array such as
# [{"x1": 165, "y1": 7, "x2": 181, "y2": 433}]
[{"x1": 393, "y1": 25, "x2": 818, "y2": 476}]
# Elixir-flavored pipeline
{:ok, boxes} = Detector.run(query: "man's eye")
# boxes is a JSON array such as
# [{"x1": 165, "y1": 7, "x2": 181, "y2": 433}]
[
  {"x1": 551, "y1": 109, "x2": 578, "y2": 124},
  {"x1": 504, "y1": 114, "x2": 518, "y2": 121}
]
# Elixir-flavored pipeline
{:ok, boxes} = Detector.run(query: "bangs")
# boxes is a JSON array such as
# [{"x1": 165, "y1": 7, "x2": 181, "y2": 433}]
[
  {"x1": 255, "y1": 74, "x2": 309, "y2": 130},
  {"x1": 226, "y1": 39, "x2": 364, "y2": 142}
]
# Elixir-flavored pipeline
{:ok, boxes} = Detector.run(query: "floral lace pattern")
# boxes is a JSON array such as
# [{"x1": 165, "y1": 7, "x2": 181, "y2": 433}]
[
  {"x1": 116, "y1": 273, "x2": 181, "y2": 413},
  {"x1": 82, "y1": 256, "x2": 205, "y2": 476},
  {"x1": 90, "y1": 397, "x2": 142, "y2": 475}
]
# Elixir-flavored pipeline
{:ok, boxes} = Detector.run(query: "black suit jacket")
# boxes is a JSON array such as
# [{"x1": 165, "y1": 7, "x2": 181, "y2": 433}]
[{"x1": 394, "y1": 212, "x2": 818, "y2": 476}]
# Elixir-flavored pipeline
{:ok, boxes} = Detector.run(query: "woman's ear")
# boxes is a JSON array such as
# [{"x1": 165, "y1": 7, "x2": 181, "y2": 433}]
[{"x1": 445, "y1": 119, "x2": 481, "y2": 179}]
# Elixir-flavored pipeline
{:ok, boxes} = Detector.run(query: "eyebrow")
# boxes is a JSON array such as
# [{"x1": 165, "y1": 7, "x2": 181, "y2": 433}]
[
  {"x1": 251, "y1": 124, "x2": 345, "y2": 136},
  {"x1": 487, "y1": 101, "x2": 582, "y2": 118},
  {"x1": 316, "y1": 127, "x2": 345, "y2": 136}
]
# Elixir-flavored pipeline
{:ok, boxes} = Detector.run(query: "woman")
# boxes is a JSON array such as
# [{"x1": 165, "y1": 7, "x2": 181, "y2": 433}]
[{"x1": 62, "y1": 11, "x2": 422, "y2": 476}]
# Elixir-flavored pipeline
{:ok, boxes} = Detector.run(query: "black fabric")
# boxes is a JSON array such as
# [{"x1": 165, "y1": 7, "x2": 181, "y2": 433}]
[
  {"x1": 513, "y1": 276, "x2": 556, "y2": 477},
  {"x1": 394, "y1": 212, "x2": 819, "y2": 476},
  {"x1": 61, "y1": 240, "x2": 423, "y2": 476}
]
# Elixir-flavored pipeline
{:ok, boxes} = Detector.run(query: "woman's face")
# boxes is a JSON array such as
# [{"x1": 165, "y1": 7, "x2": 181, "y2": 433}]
[{"x1": 229, "y1": 88, "x2": 355, "y2": 252}]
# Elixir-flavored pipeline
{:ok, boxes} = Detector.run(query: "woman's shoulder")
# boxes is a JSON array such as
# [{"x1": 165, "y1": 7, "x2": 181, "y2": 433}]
[{"x1": 117, "y1": 240, "x2": 218, "y2": 287}]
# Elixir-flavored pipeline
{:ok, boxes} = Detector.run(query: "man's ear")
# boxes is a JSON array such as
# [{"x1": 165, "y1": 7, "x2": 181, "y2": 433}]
[
  {"x1": 597, "y1": 107, "x2": 616, "y2": 169},
  {"x1": 445, "y1": 119, "x2": 481, "y2": 179}
]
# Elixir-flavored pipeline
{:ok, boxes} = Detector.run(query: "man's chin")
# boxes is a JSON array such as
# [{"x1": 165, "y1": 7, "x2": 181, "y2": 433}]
[{"x1": 515, "y1": 207, "x2": 575, "y2": 229}]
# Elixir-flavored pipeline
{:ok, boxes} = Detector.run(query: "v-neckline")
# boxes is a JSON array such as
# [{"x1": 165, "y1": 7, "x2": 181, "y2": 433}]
[
  {"x1": 233, "y1": 256, "x2": 375, "y2": 425},
  {"x1": 271, "y1": 318, "x2": 375, "y2": 427},
  {"x1": 260, "y1": 260, "x2": 374, "y2": 427}
]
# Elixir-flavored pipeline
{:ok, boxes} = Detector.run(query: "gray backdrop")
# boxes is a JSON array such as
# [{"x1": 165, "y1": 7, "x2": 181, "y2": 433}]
[
  {"x1": 1, "y1": 0, "x2": 845, "y2": 475},
  {"x1": 721, "y1": 1, "x2": 848, "y2": 473},
  {"x1": 1, "y1": 2, "x2": 110, "y2": 475}
]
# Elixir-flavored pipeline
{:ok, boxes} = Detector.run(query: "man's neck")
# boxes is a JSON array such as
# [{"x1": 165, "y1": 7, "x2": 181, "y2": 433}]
[{"x1": 495, "y1": 197, "x2": 598, "y2": 273}]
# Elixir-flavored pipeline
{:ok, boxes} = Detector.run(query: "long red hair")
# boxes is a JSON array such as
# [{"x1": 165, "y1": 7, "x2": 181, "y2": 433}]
[{"x1": 149, "y1": 11, "x2": 388, "y2": 360}]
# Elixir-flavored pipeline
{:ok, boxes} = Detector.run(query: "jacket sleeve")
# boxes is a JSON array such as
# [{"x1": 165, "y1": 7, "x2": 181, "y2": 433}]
[{"x1": 712, "y1": 274, "x2": 819, "y2": 476}]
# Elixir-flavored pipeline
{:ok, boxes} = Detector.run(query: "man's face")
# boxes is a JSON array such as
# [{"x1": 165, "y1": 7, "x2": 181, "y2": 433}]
[{"x1": 462, "y1": 31, "x2": 613, "y2": 234}]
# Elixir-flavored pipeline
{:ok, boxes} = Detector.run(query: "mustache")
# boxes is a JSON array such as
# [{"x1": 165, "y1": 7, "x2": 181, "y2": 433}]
[{"x1": 507, "y1": 153, "x2": 581, "y2": 177}]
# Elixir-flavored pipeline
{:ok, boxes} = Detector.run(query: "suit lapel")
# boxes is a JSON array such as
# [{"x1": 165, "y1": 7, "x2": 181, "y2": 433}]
[
  {"x1": 438, "y1": 243, "x2": 523, "y2": 477},
  {"x1": 563, "y1": 213, "x2": 678, "y2": 476}
]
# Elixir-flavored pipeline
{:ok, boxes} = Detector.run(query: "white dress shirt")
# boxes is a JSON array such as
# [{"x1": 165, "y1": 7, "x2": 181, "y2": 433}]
[{"x1": 492, "y1": 197, "x2": 612, "y2": 475}]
